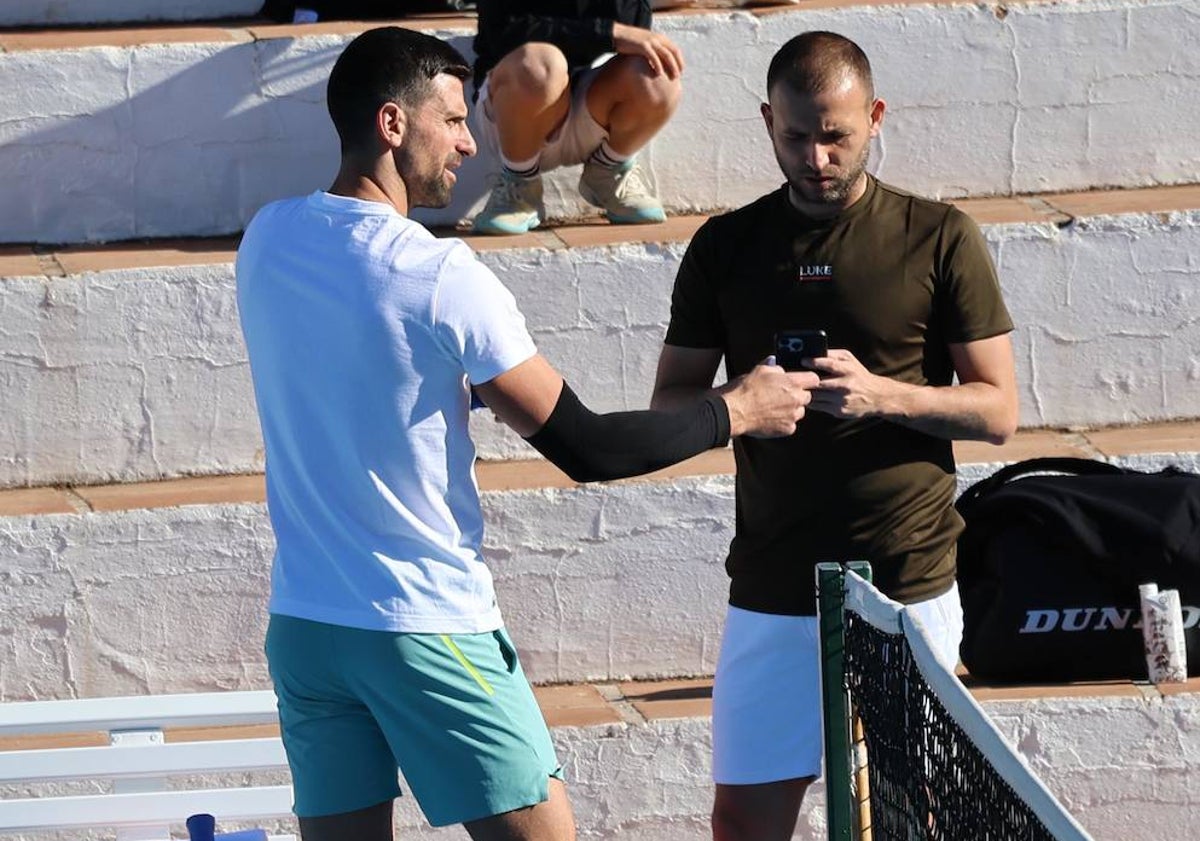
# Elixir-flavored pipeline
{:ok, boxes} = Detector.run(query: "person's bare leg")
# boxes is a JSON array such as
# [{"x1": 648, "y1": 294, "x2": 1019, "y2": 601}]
[
  {"x1": 299, "y1": 798, "x2": 393, "y2": 841},
  {"x1": 487, "y1": 43, "x2": 573, "y2": 161},
  {"x1": 464, "y1": 777, "x2": 576, "y2": 841},
  {"x1": 584, "y1": 54, "x2": 682, "y2": 156},
  {"x1": 711, "y1": 778, "x2": 813, "y2": 841}
]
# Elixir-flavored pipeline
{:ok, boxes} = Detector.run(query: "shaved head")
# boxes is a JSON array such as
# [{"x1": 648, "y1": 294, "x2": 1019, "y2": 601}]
[{"x1": 766, "y1": 31, "x2": 874, "y2": 102}]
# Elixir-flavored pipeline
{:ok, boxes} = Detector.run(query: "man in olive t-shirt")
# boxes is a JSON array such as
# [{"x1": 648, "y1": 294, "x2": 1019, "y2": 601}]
[{"x1": 650, "y1": 31, "x2": 1019, "y2": 841}]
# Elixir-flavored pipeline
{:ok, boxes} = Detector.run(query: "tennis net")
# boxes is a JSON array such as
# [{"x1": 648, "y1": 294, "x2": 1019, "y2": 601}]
[{"x1": 816, "y1": 562, "x2": 1094, "y2": 841}]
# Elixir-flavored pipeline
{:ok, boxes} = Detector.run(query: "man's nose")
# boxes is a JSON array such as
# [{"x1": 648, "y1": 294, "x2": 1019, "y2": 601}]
[
  {"x1": 459, "y1": 126, "x2": 478, "y2": 158},
  {"x1": 804, "y1": 143, "x2": 830, "y2": 172}
]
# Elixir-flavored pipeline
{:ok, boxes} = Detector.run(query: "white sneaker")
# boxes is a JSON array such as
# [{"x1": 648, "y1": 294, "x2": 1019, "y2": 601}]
[
  {"x1": 473, "y1": 170, "x2": 544, "y2": 235},
  {"x1": 578, "y1": 158, "x2": 666, "y2": 224}
]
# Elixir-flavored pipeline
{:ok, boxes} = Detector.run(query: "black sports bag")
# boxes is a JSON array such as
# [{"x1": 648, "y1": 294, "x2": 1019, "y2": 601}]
[{"x1": 955, "y1": 457, "x2": 1200, "y2": 683}]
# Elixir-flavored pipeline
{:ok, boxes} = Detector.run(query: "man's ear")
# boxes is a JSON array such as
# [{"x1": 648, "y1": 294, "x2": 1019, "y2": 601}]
[
  {"x1": 868, "y1": 97, "x2": 886, "y2": 138},
  {"x1": 378, "y1": 101, "x2": 406, "y2": 149},
  {"x1": 761, "y1": 101, "x2": 773, "y2": 135}
]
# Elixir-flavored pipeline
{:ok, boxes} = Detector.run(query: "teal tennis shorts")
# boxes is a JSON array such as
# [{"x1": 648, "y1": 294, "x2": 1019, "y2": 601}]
[{"x1": 265, "y1": 614, "x2": 563, "y2": 825}]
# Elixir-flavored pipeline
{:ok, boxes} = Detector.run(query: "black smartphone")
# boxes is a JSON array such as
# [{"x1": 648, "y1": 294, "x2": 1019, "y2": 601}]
[{"x1": 774, "y1": 329, "x2": 828, "y2": 371}]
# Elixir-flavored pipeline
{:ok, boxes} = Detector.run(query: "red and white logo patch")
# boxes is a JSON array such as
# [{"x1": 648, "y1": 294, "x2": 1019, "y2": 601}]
[{"x1": 797, "y1": 264, "x2": 834, "y2": 282}]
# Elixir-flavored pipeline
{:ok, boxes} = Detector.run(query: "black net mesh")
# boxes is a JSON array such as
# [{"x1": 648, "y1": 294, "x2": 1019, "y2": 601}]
[{"x1": 843, "y1": 610, "x2": 1059, "y2": 841}]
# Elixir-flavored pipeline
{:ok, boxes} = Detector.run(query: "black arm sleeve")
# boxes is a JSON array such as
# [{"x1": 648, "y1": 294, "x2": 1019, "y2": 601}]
[{"x1": 524, "y1": 382, "x2": 731, "y2": 483}]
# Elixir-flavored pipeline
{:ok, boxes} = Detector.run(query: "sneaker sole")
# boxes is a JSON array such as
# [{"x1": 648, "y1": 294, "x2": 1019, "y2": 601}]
[
  {"x1": 472, "y1": 216, "x2": 541, "y2": 236},
  {"x1": 605, "y1": 208, "x2": 667, "y2": 225}
]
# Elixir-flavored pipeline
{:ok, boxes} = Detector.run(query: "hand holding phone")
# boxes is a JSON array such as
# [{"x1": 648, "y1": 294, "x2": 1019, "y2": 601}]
[{"x1": 774, "y1": 329, "x2": 828, "y2": 372}]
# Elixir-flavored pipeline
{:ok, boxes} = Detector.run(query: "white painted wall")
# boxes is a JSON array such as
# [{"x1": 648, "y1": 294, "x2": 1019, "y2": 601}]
[
  {"x1": 1, "y1": 0, "x2": 1197, "y2": 243},
  {"x1": 983, "y1": 694, "x2": 1200, "y2": 841},
  {"x1": 0, "y1": 263, "x2": 262, "y2": 488},
  {"x1": 401, "y1": 694, "x2": 1200, "y2": 841},
  {"x1": 995, "y1": 212, "x2": 1200, "y2": 431},
  {"x1": 7, "y1": 698, "x2": 1192, "y2": 840},
  {"x1": 0, "y1": 453, "x2": 1188, "y2": 698},
  {"x1": 2, "y1": 460, "x2": 1197, "y2": 836},
  {"x1": 0, "y1": 1, "x2": 261, "y2": 27},
  {"x1": 2, "y1": 212, "x2": 1198, "y2": 488},
  {"x1": 0, "y1": 484, "x2": 729, "y2": 698}
]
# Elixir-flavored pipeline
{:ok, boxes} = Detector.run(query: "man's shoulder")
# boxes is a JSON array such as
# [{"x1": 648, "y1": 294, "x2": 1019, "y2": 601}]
[
  {"x1": 386, "y1": 229, "x2": 500, "y2": 302},
  {"x1": 238, "y1": 196, "x2": 312, "y2": 264},
  {"x1": 871, "y1": 179, "x2": 966, "y2": 228},
  {"x1": 406, "y1": 229, "x2": 484, "y2": 272},
  {"x1": 699, "y1": 189, "x2": 784, "y2": 236},
  {"x1": 243, "y1": 194, "x2": 308, "y2": 232}
]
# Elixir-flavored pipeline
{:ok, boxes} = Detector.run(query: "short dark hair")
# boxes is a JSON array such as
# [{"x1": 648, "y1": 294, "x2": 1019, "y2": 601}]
[
  {"x1": 766, "y1": 31, "x2": 874, "y2": 102},
  {"x1": 327, "y1": 26, "x2": 471, "y2": 154}
]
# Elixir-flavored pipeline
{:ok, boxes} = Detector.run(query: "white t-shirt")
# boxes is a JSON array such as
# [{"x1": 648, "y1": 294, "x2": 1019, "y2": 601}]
[{"x1": 236, "y1": 192, "x2": 537, "y2": 633}]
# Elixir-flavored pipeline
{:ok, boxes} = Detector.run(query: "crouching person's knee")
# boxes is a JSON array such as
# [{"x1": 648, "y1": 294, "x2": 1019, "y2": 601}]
[{"x1": 490, "y1": 43, "x2": 570, "y2": 103}]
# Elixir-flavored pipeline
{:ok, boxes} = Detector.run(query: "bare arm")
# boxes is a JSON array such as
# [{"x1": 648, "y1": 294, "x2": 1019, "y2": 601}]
[
  {"x1": 473, "y1": 353, "x2": 564, "y2": 438},
  {"x1": 650, "y1": 345, "x2": 724, "y2": 410},
  {"x1": 611, "y1": 22, "x2": 685, "y2": 79},
  {"x1": 804, "y1": 333, "x2": 1019, "y2": 444}
]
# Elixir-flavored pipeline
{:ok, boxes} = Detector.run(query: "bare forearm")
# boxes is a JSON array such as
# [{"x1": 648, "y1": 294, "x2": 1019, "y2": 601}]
[{"x1": 877, "y1": 381, "x2": 1017, "y2": 444}]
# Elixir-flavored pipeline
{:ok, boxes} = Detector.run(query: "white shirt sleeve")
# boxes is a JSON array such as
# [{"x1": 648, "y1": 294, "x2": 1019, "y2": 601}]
[{"x1": 431, "y1": 240, "x2": 538, "y2": 384}]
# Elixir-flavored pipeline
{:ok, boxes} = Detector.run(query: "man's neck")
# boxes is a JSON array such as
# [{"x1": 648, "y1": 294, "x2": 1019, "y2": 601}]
[
  {"x1": 787, "y1": 173, "x2": 870, "y2": 220},
  {"x1": 329, "y1": 159, "x2": 409, "y2": 215}
]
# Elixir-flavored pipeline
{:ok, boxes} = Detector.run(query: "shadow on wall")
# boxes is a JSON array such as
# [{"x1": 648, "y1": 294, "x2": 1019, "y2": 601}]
[
  {"x1": 0, "y1": 29, "x2": 496, "y2": 244},
  {"x1": 0, "y1": 1, "x2": 263, "y2": 27}
]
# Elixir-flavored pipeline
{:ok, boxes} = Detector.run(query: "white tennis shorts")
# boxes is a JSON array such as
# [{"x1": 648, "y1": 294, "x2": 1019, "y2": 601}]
[
  {"x1": 711, "y1": 583, "x2": 964, "y2": 785},
  {"x1": 473, "y1": 63, "x2": 609, "y2": 173}
]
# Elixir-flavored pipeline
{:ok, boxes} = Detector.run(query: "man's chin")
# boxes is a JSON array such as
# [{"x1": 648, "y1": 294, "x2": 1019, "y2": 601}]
[
  {"x1": 791, "y1": 183, "x2": 842, "y2": 207},
  {"x1": 411, "y1": 189, "x2": 454, "y2": 210}
]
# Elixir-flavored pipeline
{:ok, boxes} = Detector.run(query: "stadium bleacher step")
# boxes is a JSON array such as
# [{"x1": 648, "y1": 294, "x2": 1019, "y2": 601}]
[
  {"x1": 468, "y1": 673, "x2": 1200, "y2": 840},
  {"x1": 1, "y1": 420, "x2": 1197, "y2": 699},
  {"x1": 1, "y1": 654, "x2": 1196, "y2": 838},
  {"x1": 1, "y1": 1, "x2": 263, "y2": 28},
  {"x1": 0, "y1": 0, "x2": 734, "y2": 28},
  {"x1": 1, "y1": 0, "x2": 1196, "y2": 243},
  {"x1": 2, "y1": 184, "x2": 1198, "y2": 488}
]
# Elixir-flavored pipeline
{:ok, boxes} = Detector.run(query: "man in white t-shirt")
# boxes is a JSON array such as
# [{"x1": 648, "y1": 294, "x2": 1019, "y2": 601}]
[{"x1": 237, "y1": 26, "x2": 818, "y2": 841}]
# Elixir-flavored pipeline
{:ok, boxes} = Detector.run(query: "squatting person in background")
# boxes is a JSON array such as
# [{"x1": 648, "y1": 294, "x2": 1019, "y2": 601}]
[{"x1": 470, "y1": 0, "x2": 683, "y2": 234}]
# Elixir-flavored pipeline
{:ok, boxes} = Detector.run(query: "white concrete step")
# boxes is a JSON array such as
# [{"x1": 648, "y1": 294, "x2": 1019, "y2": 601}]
[
  {"x1": 2, "y1": 186, "x2": 1198, "y2": 488},
  {"x1": 0, "y1": 0, "x2": 717, "y2": 29},
  {"x1": 0, "y1": 1, "x2": 261, "y2": 28},
  {"x1": 1, "y1": 0, "x2": 1196, "y2": 243},
  {"x1": 1, "y1": 424, "x2": 1197, "y2": 696},
  {"x1": 8, "y1": 674, "x2": 1194, "y2": 840},
  {"x1": 435, "y1": 675, "x2": 1200, "y2": 841}
]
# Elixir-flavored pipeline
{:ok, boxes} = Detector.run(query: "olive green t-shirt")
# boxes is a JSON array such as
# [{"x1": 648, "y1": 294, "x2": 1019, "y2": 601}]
[{"x1": 665, "y1": 177, "x2": 1013, "y2": 615}]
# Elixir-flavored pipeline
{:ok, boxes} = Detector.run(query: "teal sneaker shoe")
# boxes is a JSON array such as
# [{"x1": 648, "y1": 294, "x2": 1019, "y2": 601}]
[
  {"x1": 473, "y1": 170, "x2": 543, "y2": 235},
  {"x1": 578, "y1": 158, "x2": 666, "y2": 224}
]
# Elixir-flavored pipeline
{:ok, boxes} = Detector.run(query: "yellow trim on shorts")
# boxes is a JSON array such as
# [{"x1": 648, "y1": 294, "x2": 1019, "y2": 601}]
[{"x1": 440, "y1": 634, "x2": 495, "y2": 696}]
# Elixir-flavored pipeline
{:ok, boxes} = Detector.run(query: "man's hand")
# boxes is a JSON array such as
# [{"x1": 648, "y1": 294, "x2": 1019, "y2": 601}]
[
  {"x1": 612, "y1": 23, "x2": 685, "y2": 79},
  {"x1": 721, "y1": 359, "x2": 819, "y2": 438},
  {"x1": 804, "y1": 339, "x2": 1020, "y2": 445},
  {"x1": 804, "y1": 349, "x2": 904, "y2": 419}
]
